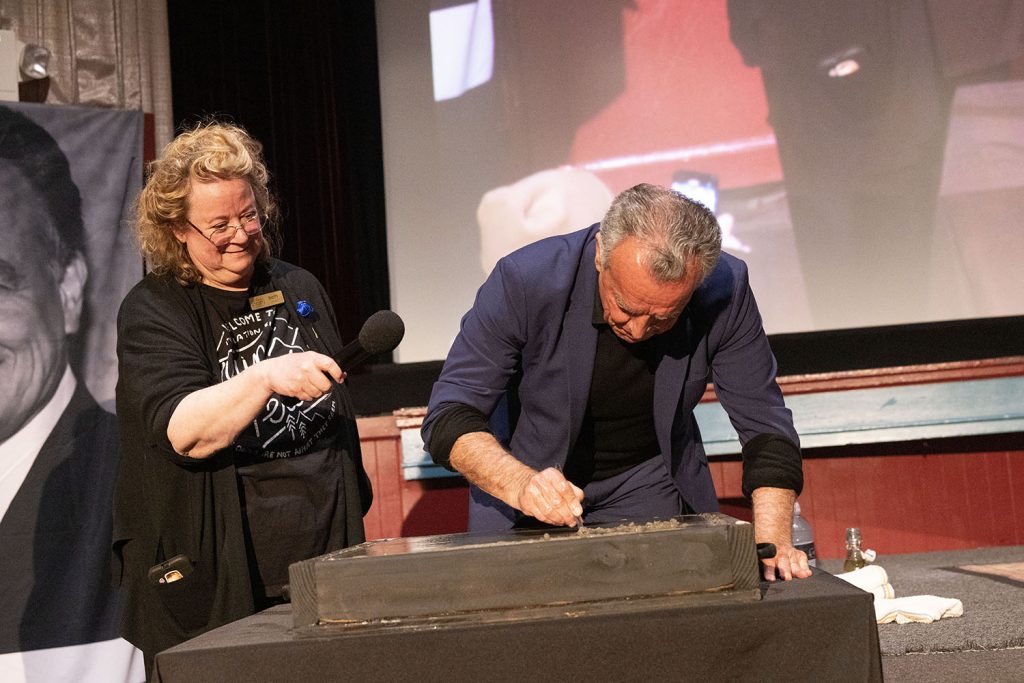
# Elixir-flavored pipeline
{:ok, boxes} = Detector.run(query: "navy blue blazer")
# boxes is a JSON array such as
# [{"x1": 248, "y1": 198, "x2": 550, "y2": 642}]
[{"x1": 423, "y1": 224, "x2": 798, "y2": 529}]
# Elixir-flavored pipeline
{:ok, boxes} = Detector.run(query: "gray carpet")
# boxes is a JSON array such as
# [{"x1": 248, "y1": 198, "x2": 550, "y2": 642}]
[{"x1": 821, "y1": 545, "x2": 1024, "y2": 682}]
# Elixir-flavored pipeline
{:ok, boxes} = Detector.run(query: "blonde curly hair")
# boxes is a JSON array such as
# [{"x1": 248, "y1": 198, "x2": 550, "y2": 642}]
[{"x1": 136, "y1": 120, "x2": 279, "y2": 284}]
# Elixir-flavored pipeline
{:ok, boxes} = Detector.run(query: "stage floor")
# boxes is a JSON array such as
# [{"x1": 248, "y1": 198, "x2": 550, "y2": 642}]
[{"x1": 822, "y1": 544, "x2": 1024, "y2": 682}]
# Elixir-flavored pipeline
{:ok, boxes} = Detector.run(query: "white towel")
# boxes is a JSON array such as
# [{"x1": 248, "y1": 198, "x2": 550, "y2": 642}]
[
  {"x1": 836, "y1": 565, "x2": 890, "y2": 593},
  {"x1": 874, "y1": 596, "x2": 964, "y2": 624},
  {"x1": 835, "y1": 565, "x2": 963, "y2": 624},
  {"x1": 868, "y1": 583, "x2": 895, "y2": 601}
]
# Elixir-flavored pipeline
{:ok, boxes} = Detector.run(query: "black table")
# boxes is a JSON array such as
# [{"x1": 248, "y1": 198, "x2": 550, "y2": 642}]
[{"x1": 154, "y1": 569, "x2": 881, "y2": 682}]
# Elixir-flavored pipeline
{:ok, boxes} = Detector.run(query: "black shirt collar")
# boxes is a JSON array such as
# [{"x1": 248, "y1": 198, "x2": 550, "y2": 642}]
[{"x1": 592, "y1": 271, "x2": 607, "y2": 326}]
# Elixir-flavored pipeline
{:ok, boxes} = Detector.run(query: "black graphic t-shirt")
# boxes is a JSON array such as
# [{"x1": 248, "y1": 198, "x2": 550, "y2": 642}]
[
  {"x1": 200, "y1": 285, "x2": 348, "y2": 601},
  {"x1": 209, "y1": 293, "x2": 340, "y2": 459}
]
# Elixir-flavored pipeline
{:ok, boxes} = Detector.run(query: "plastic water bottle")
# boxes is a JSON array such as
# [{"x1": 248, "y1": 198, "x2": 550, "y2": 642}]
[{"x1": 792, "y1": 501, "x2": 816, "y2": 567}]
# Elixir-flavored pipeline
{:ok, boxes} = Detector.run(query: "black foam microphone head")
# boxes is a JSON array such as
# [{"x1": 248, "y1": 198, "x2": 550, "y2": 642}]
[{"x1": 357, "y1": 310, "x2": 405, "y2": 355}]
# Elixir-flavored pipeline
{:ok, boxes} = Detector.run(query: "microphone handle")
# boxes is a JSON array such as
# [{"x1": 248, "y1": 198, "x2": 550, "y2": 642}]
[{"x1": 334, "y1": 339, "x2": 372, "y2": 372}]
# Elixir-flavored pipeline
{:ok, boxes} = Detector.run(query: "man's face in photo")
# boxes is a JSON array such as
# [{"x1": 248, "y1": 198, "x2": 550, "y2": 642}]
[{"x1": 0, "y1": 162, "x2": 85, "y2": 442}]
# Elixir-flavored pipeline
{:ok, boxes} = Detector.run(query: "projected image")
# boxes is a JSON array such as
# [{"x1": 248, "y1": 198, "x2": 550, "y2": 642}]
[{"x1": 379, "y1": 0, "x2": 1024, "y2": 362}]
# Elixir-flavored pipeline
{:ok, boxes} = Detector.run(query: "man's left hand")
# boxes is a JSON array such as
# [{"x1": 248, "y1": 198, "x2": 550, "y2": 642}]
[
  {"x1": 760, "y1": 542, "x2": 812, "y2": 582},
  {"x1": 751, "y1": 486, "x2": 813, "y2": 581}
]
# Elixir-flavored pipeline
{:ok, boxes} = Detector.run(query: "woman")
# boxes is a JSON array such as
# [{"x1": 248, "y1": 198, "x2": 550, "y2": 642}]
[{"x1": 112, "y1": 121, "x2": 371, "y2": 671}]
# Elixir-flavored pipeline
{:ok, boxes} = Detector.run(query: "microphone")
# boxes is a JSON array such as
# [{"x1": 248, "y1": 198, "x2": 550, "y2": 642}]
[{"x1": 336, "y1": 310, "x2": 405, "y2": 371}]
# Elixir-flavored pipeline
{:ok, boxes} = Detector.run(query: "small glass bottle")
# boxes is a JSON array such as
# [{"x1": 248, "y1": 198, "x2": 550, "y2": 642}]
[{"x1": 843, "y1": 527, "x2": 868, "y2": 572}]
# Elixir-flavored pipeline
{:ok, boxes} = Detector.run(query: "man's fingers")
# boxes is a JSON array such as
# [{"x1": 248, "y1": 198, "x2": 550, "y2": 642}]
[
  {"x1": 539, "y1": 468, "x2": 584, "y2": 517},
  {"x1": 789, "y1": 550, "x2": 813, "y2": 578},
  {"x1": 761, "y1": 547, "x2": 813, "y2": 582},
  {"x1": 528, "y1": 476, "x2": 560, "y2": 513},
  {"x1": 521, "y1": 469, "x2": 583, "y2": 526},
  {"x1": 567, "y1": 483, "x2": 584, "y2": 516},
  {"x1": 775, "y1": 555, "x2": 793, "y2": 581},
  {"x1": 524, "y1": 483, "x2": 549, "y2": 512}
]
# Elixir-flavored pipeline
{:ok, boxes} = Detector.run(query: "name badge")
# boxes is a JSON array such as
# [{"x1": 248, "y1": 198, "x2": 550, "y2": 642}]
[{"x1": 249, "y1": 290, "x2": 285, "y2": 310}]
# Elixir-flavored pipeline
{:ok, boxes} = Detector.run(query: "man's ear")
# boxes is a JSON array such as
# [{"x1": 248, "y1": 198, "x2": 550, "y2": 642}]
[
  {"x1": 594, "y1": 233, "x2": 603, "y2": 272},
  {"x1": 59, "y1": 251, "x2": 88, "y2": 335}
]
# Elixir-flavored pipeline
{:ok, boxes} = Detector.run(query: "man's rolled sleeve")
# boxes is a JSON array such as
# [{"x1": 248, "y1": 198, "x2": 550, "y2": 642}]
[
  {"x1": 422, "y1": 403, "x2": 493, "y2": 469},
  {"x1": 741, "y1": 433, "x2": 803, "y2": 498}
]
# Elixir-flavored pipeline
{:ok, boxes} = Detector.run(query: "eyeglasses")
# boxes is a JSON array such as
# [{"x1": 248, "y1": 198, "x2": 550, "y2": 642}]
[{"x1": 186, "y1": 210, "x2": 264, "y2": 248}]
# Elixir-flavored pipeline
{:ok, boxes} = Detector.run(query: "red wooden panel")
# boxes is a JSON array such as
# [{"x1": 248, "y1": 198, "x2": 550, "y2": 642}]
[
  {"x1": 792, "y1": 448, "x2": 1024, "y2": 559},
  {"x1": 400, "y1": 480, "x2": 470, "y2": 537},
  {"x1": 957, "y1": 451, "x2": 989, "y2": 550},
  {"x1": 358, "y1": 415, "x2": 471, "y2": 540},
  {"x1": 1009, "y1": 451, "x2": 1024, "y2": 545},
  {"x1": 901, "y1": 455, "x2": 933, "y2": 553},
  {"x1": 711, "y1": 461, "x2": 744, "y2": 499},
  {"x1": 896, "y1": 456, "x2": 924, "y2": 552},
  {"x1": 800, "y1": 463, "x2": 835, "y2": 558},
  {"x1": 360, "y1": 439, "x2": 383, "y2": 541},
  {"x1": 802, "y1": 458, "x2": 846, "y2": 560},
  {"x1": 973, "y1": 453, "x2": 996, "y2": 546},
  {"x1": 981, "y1": 452, "x2": 1016, "y2": 546},
  {"x1": 997, "y1": 452, "x2": 1021, "y2": 546},
  {"x1": 362, "y1": 438, "x2": 407, "y2": 540},
  {"x1": 934, "y1": 451, "x2": 970, "y2": 549},
  {"x1": 723, "y1": 461, "x2": 743, "y2": 499},
  {"x1": 709, "y1": 462, "x2": 723, "y2": 493},
  {"x1": 878, "y1": 456, "x2": 906, "y2": 553},
  {"x1": 856, "y1": 457, "x2": 886, "y2": 556},
  {"x1": 834, "y1": 458, "x2": 865, "y2": 553},
  {"x1": 967, "y1": 452, "x2": 997, "y2": 547}
]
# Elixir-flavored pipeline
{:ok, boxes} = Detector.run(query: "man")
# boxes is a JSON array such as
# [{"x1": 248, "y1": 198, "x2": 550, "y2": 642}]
[
  {"x1": 0, "y1": 106, "x2": 142, "y2": 679},
  {"x1": 423, "y1": 183, "x2": 810, "y2": 581}
]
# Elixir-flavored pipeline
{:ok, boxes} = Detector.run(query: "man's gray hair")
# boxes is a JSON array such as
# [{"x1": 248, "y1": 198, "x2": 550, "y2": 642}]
[{"x1": 599, "y1": 183, "x2": 722, "y2": 283}]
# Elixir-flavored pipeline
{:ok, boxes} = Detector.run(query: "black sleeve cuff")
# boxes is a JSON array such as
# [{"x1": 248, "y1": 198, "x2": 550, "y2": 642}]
[
  {"x1": 424, "y1": 403, "x2": 493, "y2": 469},
  {"x1": 741, "y1": 433, "x2": 803, "y2": 498}
]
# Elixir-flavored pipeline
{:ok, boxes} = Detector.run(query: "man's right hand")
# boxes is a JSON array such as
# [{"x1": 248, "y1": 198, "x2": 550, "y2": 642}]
[
  {"x1": 514, "y1": 467, "x2": 585, "y2": 527},
  {"x1": 448, "y1": 432, "x2": 585, "y2": 527}
]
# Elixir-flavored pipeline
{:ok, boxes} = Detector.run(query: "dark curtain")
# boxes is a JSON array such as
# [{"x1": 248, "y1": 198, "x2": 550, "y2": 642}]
[{"x1": 167, "y1": 0, "x2": 389, "y2": 347}]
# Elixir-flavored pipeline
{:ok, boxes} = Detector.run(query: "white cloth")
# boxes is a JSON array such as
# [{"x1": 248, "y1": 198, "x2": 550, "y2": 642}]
[
  {"x1": 836, "y1": 565, "x2": 890, "y2": 593},
  {"x1": 874, "y1": 596, "x2": 964, "y2": 624},
  {"x1": 868, "y1": 583, "x2": 896, "y2": 601},
  {"x1": 835, "y1": 564, "x2": 963, "y2": 624}
]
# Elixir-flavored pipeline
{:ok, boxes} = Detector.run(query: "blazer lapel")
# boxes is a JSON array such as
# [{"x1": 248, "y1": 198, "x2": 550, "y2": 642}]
[
  {"x1": 562, "y1": 233, "x2": 600, "y2": 463},
  {"x1": 653, "y1": 311, "x2": 696, "y2": 464}
]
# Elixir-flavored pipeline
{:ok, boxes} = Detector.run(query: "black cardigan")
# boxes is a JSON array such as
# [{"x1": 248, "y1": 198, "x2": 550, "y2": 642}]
[{"x1": 112, "y1": 259, "x2": 371, "y2": 661}]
